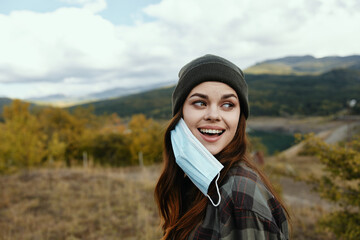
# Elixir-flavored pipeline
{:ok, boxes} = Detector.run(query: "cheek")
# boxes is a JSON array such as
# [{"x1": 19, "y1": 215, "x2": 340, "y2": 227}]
[
  {"x1": 182, "y1": 106, "x2": 198, "y2": 128},
  {"x1": 224, "y1": 117, "x2": 240, "y2": 142},
  {"x1": 183, "y1": 105, "x2": 202, "y2": 121},
  {"x1": 226, "y1": 113, "x2": 240, "y2": 130}
]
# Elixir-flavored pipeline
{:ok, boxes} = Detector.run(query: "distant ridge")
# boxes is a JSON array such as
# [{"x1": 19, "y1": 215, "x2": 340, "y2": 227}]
[
  {"x1": 5, "y1": 54, "x2": 360, "y2": 119},
  {"x1": 28, "y1": 94, "x2": 67, "y2": 101},
  {"x1": 245, "y1": 55, "x2": 360, "y2": 75},
  {"x1": 68, "y1": 68, "x2": 360, "y2": 119},
  {"x1": 69, "y1": 85, "x2": 176, "y2": 119},
  {"x1": 26, "y1": 81, "x2": 176, "y2": 107},
  {"x1": 86, "y1": 81, "x2": 174, "y2": 100}
]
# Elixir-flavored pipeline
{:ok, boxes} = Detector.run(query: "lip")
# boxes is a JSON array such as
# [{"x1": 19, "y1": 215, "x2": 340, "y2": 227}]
[
  {"x1": 200, "y1": 133, "x2": 223, "y2": 143},
  {"x1": 198, "y1": 125, "x2": 225, "y2": 130},
  {"x1": 197, "y1": 125, "x2": 225, "y2": 143}
]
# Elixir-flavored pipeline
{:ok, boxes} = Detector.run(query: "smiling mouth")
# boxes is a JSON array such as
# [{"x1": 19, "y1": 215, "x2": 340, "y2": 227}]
[{"x1": 198, "y1": 128, "x2": 225, "y2": 136}]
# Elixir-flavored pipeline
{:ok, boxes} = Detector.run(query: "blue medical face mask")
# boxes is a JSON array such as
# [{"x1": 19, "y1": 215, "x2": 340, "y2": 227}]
[{"x1": 171, "y1": 118, "x2": 224, "y2": 207}]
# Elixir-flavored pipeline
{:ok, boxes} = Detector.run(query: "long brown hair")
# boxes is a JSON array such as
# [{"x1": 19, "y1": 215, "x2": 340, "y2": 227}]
[{"x1": 154, "y1": 111, "x2": 290, "y2": 239}]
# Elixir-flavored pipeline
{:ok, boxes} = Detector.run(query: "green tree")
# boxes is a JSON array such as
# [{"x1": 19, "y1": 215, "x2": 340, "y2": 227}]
[{"x1": 301, "y1": 134, "x2": 360, "y2": 239}]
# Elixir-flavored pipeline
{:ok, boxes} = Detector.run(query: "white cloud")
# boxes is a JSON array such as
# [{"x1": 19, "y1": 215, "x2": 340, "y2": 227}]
[
  {"x1": 0, "y1": 7, "x2": 126, "y2": 83},
  {"x1": 143, "y1": 0, "x2": 360, "y2": 62},
  {"x1": 0, "y1": 0, "x2": 360, "y2": 99}
]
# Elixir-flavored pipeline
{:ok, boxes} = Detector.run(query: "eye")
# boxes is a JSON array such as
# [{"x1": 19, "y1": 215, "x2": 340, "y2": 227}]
[
  {"x1": 222, "y1": 102, "x2": 235, "y2": 109},
  {"x1": 193, "y1": 101, "x2": 206, "y2": 107}
]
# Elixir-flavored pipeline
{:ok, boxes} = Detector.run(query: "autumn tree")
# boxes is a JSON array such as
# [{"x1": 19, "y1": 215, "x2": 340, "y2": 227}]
[
  {"x1": 0, "y1": 101, "x2": 163, "y2": 170},
  {"x1": 47, "y1": 132, "x2": 67, "y2": 166},
  {"x1": 90, "y1": 132, "x2": 131, "y2": 166},
  {"x1": 85, "y1": 113, "x2": 130, "y2": 166},
  {"x1": 34, "y1": 106, "x2": 129, "y2": 167},
  {"x1": 36, "y1": 107, "x2": 89, "y2": 166},
  {"x1": 128, "y1": 114, "x2": 163, "y2": 165},
  {"x1": 0, "y1": 122, "x2": 8, "y2": 172},
  {"x1": 71, "y1": 105, "x2": 100, "y2": 130},
  {"x1": 0, "y1": 100, "x2": 46, "y2": 172},
  {"x1": 301, "y1": 134, "x2": 360, "y2": 239}
]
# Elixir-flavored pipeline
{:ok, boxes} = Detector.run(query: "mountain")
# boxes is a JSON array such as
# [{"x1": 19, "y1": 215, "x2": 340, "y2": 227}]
[
  {"x1": 87, "y1": 87, "x2": 137, "y2": 99},
  {"x1": 26, "y1": 94, "x2": 89, "y2": 107},
  {"x1": 26, "y1": 81, "x2": 176, "y2": 107},
  {"x1": 245, "y1": 55, "x2": 360, "y2": 75},
  {"x1": 28, "y1": 94, "x2": 69, "y2": 102},
  {"x1": 86, "y1": 81, "x2": 176, "y2": 99},
  {"x1": 69, "y1": 85, "x2": 176, "y2": 119},
  {"x1": 246, "y1": 69, "x2": 360, "y2": 116},
  {"x1": 68, "y1": 68, "x2": 360, "y2": 119}
]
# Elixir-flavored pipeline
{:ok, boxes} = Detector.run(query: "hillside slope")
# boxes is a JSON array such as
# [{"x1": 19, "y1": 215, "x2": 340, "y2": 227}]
[
  {"x1": 70, "y1": 85, "x2": 176, "y2": 119},
  {"x1": 70, "y1": 69, "x2": 360, "y2": 119},
  {"x1": 245, "y1": 55, "x2": 360, "y2": 75}
]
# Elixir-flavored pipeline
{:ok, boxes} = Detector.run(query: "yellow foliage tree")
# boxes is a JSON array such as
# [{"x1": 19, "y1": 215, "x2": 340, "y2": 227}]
[
  {"x1": 0, "y1": 122, "x2": 8, "y2": 171},
  {"x1": 47, "y1": 132, "x2": 67, "y2": 165},
  {"x1": 128, "y1": 114, "x2": 163, "y2": 165},
  {"x1": 37, "y1": 107, "x2": 87, "y2": 166},
  {"x1": 0, "y1": 100, "x2": 46, "y2": 172}
]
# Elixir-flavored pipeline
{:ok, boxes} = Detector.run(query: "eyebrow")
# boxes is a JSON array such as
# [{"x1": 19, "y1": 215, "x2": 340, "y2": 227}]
[
  {"x1": 221, "y1": 94, "x2": 238, "y2": 100},
  {"x1": 189, "y1": 93, "x2": 208, "y2": 99},
  {"x1": 188, "y1": 93, "x2": 238, "y2": 99}
]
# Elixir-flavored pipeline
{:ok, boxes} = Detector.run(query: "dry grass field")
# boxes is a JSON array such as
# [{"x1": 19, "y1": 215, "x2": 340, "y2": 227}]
[
  {"x1": 0, "y1": 166, "x2": 162, "y2": 240},
  {"x1": 265, "y1": 156, "x2": 336, "y2": 240},
  {"x1": 0, "y1": 159, "x2": 337, "y2": 240}
]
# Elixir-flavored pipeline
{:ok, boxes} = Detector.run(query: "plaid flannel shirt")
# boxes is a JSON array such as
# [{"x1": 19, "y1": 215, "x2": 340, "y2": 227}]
[{"x1": 187, "y1": 163, "x2": 289, "y2": 240}]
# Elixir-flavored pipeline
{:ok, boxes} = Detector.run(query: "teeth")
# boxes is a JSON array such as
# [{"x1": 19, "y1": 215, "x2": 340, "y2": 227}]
[{"x1": 200, "y1": 129, "x2": 224, "y2": 134}]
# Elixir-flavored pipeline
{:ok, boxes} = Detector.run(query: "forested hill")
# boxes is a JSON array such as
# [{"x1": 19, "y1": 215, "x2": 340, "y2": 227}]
[
  {"x1": 70, "y1": 85, "x2": 176, "y2": 119},
  {"x1": 247, "y1": 69, "x2": 360, "y2": 116},
  {"x1": 70, "y1": 68, "x2": 360, "y2": 119},
  {"x1": 245, "y1": 55, "x2": 360, "y2": 75}
]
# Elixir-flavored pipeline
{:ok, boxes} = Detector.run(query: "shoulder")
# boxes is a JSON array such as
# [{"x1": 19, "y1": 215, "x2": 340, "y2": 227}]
[
  {"x1": 219, "y1": 162, "x2": 284, "y2": 224},
  {"x1": 189, "y1": 163, "x2": 289, "y2": 239},
  {"x1": 191, "y1": 163, "x2": 289, "y2": 239}
]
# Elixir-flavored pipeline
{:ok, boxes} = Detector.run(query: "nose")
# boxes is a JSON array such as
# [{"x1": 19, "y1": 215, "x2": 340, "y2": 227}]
[{"x1": 204, "y1": 105, "x2": 221, "y2": 121}]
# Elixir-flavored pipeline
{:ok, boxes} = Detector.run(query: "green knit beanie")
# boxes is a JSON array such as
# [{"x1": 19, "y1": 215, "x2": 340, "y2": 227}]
[{"x1": 172, "y1": 54, "x2": 249, "y2": 119}]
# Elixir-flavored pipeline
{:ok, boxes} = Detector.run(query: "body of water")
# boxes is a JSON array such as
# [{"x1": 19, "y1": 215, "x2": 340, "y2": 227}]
[{"x1": 248, "y1": 130, "x2": 295, "y2": 155}]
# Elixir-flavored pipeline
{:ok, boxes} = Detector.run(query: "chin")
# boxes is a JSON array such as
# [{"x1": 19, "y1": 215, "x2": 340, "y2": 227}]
[{"x1": 206, "y1": 146, "x2": 222, "y2": 156}]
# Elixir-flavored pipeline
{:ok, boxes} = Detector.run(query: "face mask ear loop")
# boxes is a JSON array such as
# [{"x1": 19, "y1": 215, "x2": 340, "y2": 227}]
[{"x1": 207, "y1": 173, "x2": 221, "y2": 207}]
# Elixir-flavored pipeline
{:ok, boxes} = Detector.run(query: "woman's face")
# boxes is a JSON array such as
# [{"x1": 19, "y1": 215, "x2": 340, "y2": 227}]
[{"x1": 182, "y1": 81, "x2": 241, "y2": 155}]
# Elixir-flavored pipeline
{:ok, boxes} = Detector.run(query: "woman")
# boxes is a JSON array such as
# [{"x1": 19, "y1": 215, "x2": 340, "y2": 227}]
[{"x1": 155, "y1": 54, "x2": 290, "y2": 239}]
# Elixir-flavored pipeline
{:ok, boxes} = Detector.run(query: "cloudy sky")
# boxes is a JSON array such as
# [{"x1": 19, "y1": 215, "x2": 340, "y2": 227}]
[{"x1": 1, "y1": 0, "x2": 360, "y2": 99}]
